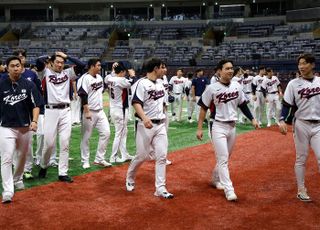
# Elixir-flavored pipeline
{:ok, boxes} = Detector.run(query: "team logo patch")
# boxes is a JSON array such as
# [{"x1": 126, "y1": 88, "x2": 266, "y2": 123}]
[
  {"x1": 3, "y1": 93, "x2": 27, "y2": 105},
  {"x1": 91, "y1": 81, "x2": 103, "y2": 91},
  {"x1": 147, "y1": 89, "x2": 165, "y2": 100},
  {"x1": 48, "y1": 75, "x2": 68, "y2": 84},
  {"x1": 298, "y1": 87, "x2": 320, "y2": 99},
  {"x1": 266, "y1": 79, "x2": 277, "y2": 87},
  {"x1": 216, "y1": 91, "x2": 239, "y2": 103}
]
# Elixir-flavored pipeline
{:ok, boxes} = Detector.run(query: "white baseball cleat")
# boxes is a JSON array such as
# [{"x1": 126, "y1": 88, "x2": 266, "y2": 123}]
[
  {"x1": 2, "y1": 194, "x2": 12, "y2": 204},
  {"x1": 297, "y1": 187, "x2": 312, "y2": 202},
  {"x1": 225, "y1": 190, "x2": 238, "y2": 201},
  {"x1": 267, "y1": 123, "x2": 271, "y2": 127},
  {"x1": 212, "y1": 181, "x2": 224, "y2": 190},
  {"x1": 14, "y1": 181, "x2": 25, "y2": 191},
  {"x1": 126, "y1": 181, "x2": 135, "y2": 192},
  {"x1": 82, "y1": 162, "x2": 90, "y2": 169},
  {"x1": 94, "y1": 160, "x2": 112, "y2": 167},
  {"x1": 154, "y1": 189, "x2": 174, "y2": 199},
  {"x1": 166, "y1": 159, "x2": 172, "y2": 165}
]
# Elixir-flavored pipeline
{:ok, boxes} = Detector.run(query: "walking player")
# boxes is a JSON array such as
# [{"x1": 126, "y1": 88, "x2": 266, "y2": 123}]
[
  {"x1": 126, "y1": 57, "x2": 174, "y2": 199},
  {"x1": 279, "y1": 54, "x2": 320, "y2": 202},
  {"x1": 197, "y1": 59, "x2": 259, "y2": 201},
  {"x1": 37, "y1": 51, "x2": 85, "y2": 182},
  {"x1": 0, "y1": 56, "x2": 42, "y2": 203},
  {"x1": 77, "y1": 58, "x2": 112, "y2": 169}
]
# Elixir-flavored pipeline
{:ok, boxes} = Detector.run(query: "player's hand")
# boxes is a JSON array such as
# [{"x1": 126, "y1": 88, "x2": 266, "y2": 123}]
[
  {"x1": 143, "y1": 117, "x2": 153, "y2": 129},
  {"x1": 196, "y1": 129, "x2": 203, "y2": 140},
  {"x1": 73, "y1": 92, "x2": 78, "y2": 100},
  {"x1": 252, "y1": 95, "x2": 257, "y2": 101},
  {"x1": 279, "y1": 121, "x2": 287, "y2": 135},
  {"x1": 85, "y1": 111, "x2": 92, "y2": 120},
  {"x1": 30, "y1": 121, "x2": 38, "y2": 132},
  {"x1": 251, "y1": 119, "x2": 260, "y2": 129},
  {"x1": 55, "y1": 51, "x2": 67, "y2": 59}
]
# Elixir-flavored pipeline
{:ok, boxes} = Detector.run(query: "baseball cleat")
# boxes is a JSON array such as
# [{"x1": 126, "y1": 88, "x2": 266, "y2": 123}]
[
  {"x1": 126, "y1": 181, "x2": 135, "y2": 192},
  {"x1": 2, "y1": 195, "x2": 12, "y2": 204},
  {"x1": 58, "y1": 175, "x2": 73, "y2": 183},
  {"x1": 14, "y1": 181, "x2": 25, "y2": 191},
  {"x1": 82, "y1": 162, "x2": 90, "y2": 169},
  {"x1": 212, "y1": 181, "x2": 224, "y2": 190},
  {"x1": 154, "y1": 190, "x2": 174, "y2": 199},
  {"x1": 225, "y1": 190, "x2": 238, "y2": 201},
  {"x1": 297, "y1": 188, "x2": 312, "y2": 202},
  {"x1": 166, "y1": 159, "x2": 172, "y2": 165},
  {"x1": 93, "y1": 160, "x2": 112, "y2": 167}
]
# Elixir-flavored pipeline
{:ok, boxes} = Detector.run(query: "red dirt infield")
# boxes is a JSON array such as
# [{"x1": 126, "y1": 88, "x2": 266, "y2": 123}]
[{"x1": 1, "y1": 126, "x2": 320, "y2": 229}]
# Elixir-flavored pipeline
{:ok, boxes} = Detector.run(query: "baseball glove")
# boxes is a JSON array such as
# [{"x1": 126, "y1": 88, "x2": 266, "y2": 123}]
[{"x1": 168, "y1": 95, "x2": 175, "y2": 103}]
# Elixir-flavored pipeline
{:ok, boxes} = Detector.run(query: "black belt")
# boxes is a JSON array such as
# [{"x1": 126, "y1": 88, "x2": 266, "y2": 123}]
[
  {"x1": 268, "y1": 92, "x2": 278, "y2": 94},
  {"x1": 245, "y1": 92, "x2": 252, "y2": 94},
  {"x1": 215, "y1": 120, "x2": 235, "y2": 124},
  {"x1": 45, "y1": 104, "x2": 70, "y2": 109},
  {"x1": 304, "y1": 120, "x2": 320, "y2": 124},
  {"x1": 151, "y1": 119, "x2": 165, "y2": 125},
  {"x1": 174, "y1": 93, "x2": 181, "y2": 95}
]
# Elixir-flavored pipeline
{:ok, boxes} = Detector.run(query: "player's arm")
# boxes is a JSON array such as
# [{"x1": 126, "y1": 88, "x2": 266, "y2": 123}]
[
  {"x1": 77, "y1": 80, "x2": 91, "y2": 120},
  {"x1": 72, "y1": 80, "x2": 78, "y2": 100},
  {"x1": 191, "y1": 85, "x2": 196, "y2": 102},
  {"x1": 196, "y1": 97, "x2": 209, "y2": 141},
  {"x1": 29, "y1": 83, "x2": 43, "y2": 131},
  {"x1": 238, "y1": 102, "x2": 259, "y2": 129},
  {"x1": 277, "y1": 84, "x2": 283, "y2": 97},
  {"x1": 35, "y1": 55, "x2": 50, "y2": 72},
  {"x1": 56, "y1": 51, "x2": 86, "y2": 75},
  {"x1": 133, "y1": 102, "x2": 153, "y2": 129}
]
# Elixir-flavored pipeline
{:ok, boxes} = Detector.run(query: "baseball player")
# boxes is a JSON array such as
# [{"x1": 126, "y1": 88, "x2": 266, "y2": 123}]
[
  {"x1": 37, "y1": 51, "x2": 85, "y2": 183},
  {"x1": 242, "y1": 69, "x2": 254, "y2": 117},
  {"x1": 197, "y1": 59, "x2": 259, "y2": 201},
  {"x1": 169, "y1": 68, "x2": 186, "y2": 122},
  {"x1": 192, "y1": 68, "x2": 209, "y2": 121},
  {"x1": 252, "y1": 66, "x2": 266, "y2": 125},
  {"x1": 105, "y1": 62, "x2": 134, "y2": 163},
  {"x1": 185, "y1": 72, "x2": 194, "y2": 123},
  {"x1": 279, "y1": 54, "x2": 320, "y2": 202},
  {"x1": 0, "y1": 56, "x2": 42, "y2": 204},
  {"x1": 232, "y1": 67, "x2": 245, "y2": 123},
  {"x1": 9, "y1": 49, "x2": 43, "y2": 180},
  {"x1": 158, "y1": 63, "x2": 172, "y2": 165},
  {"x1": 261, "y1": 68, "x2": 282, "y2": 127},
  {"x1": 71, "y1": 80, "x2": 81, "y2": 125},
  {"x1": 126, "y1": 57, "x2": 174, "y2": 199},
  {"x1": 77, "y1": 58, "x2": 112, "y2": 169}
]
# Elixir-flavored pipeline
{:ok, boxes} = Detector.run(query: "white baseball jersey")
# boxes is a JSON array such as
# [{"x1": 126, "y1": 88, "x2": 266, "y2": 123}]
[
  {"x1": 283, "y1": 77, "x2": 320, "y2": 120},
  {"x1": 210, "y1": 75, "x2": 219, "y2": 84},
  {"x1": 262, "y1": 76, "x2": 280, "y2": 93},
  {"x1": 169, "y1": 76, "x2": 186, "y2": 94},
  {"x1": 43, "y1": 67, "x2": 76, "y2": 104},
  {"x1": 106, "y1": 76, "x2": 132, "y2": 109},
  {"x1": 252, "y1": 75, "x2": 265, "y2": 91},
  {"x1": 132, "y1": 78, "x2": 166, "y2": 120},
  {"x1": 199, "y1": 81, "x2": 247, "y2": 121},
  {"x1": 242, "y1": 76, "x2": 254, "y2": 93},
  {"x1": 232, "y1": 75, "x2": 243, "y2": 85},
  {"x1": 160, "y1": 75, "x2": 169, "y2": 93},
  {"x1": 77, "y1": 73, "x2": 104, "y2": 110},
  {"x1": 185, "y1": 79, "x2": 192, "y2": 89}
]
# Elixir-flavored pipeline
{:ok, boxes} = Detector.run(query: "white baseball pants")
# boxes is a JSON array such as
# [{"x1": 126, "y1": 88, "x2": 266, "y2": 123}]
[
  {"x1": 170, "y1": 94, "x2": 183, "y2": 121},
  {"x1": 266, "y1": 94, "x2": 281, "y2": 125},
  {"x1": 110, "y1": 108, "x2": 131, "y2": 161},
  {"x1": 211, "y1": 121, "x2": 236, "y2": 193},
  {"x1": 81, "y1": 110, "x2": 110, "y2": 163},
  {"x1": 41, "y1": 107, "x2": 72, "y2": 176},
  {"x1": 126, "y1": 121, "x2": 168, "y2": 191},
  {"x1": 253, "y1": 91, "x2": 265, "y2": 124},
  {"x1": 293, "y1": 119, "x2": 320, "y2": 189},
  {"x1": 71, "y1": 97, "x2": 81, "y2": 124},
  {"x1": 0, "y1": 127, "x2": 31, "y2": 197}
]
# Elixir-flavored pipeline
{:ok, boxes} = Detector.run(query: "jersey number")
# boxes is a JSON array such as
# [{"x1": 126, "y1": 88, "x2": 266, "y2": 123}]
[{"x1": 110, "y1": 87, "x2": 115, "y2": 99}]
